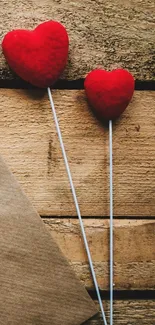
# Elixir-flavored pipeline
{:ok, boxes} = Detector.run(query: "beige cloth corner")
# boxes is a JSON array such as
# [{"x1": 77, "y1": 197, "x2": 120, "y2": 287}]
[{"x1": 0, "y1": 155, "x2": 97, "y2": 324}]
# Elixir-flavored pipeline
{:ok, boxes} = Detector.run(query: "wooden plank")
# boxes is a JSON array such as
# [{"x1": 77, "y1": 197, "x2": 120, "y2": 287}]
[
  {"x1": 0, "y1": 0, "x2": 154, "y2": 81},
  {"x1": 84, "y1": 300, "x2": 155, "y2": 325},
  {"x1": 43, "y1": 218, "x2": 155, "y2": 290},
  {"x1": 0, "y1": 89, "x2": 154, "y2": 217}
]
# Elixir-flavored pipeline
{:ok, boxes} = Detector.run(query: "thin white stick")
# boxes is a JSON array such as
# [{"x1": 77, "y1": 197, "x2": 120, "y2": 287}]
[
  {"x1": 47, "y1": 87, "x2": 108, "y2": 325},
  {"x1": 109, "y1": 120, "x2": 113, "y2": 325}
]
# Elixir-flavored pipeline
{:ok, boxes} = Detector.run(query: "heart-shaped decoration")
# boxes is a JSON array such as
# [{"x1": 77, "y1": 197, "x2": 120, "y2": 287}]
[
  {"x1": 84, "y1": 69, "x2": 135, "y2": 120},
  {"x1": 2, "y1": 21, "x2": 69, "y2": 88}
]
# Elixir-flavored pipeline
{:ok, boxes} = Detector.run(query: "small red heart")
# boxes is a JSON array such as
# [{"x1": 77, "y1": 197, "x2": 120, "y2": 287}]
[
  {"x1": 2, "y1": 21, "x2": 69, "y2": 88},
  {"x1": 84, "y1": 69, "x2": 135, "y2": 120}
]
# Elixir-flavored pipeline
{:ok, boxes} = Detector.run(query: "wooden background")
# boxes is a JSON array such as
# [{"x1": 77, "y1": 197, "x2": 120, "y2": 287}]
[{"x1": 0, "y1": 0, "x2": 155, "y2": 324}]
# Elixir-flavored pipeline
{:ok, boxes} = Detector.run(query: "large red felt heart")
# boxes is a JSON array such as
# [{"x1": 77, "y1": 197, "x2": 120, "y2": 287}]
[
  {"x1": 2, "y1": 21, "x2": 69, "y2": 88},
  {"x1": 84, "y1": 69, "x2": 135, "y2": 120}
]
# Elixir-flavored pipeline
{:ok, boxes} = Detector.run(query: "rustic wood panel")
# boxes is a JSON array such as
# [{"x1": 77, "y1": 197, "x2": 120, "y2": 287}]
[
  {"x1": 43, "y1": 218, "x2": 155, "y2": 290},
  {"x1": 0, "y1": 0, "x2": 154, "y2": 81},
  {"x1": 0, "y1": 89, "x2": 154, "y2": 217},
  {"x1": 84, "y1": 300, "x2": 155, "y2": 325}
]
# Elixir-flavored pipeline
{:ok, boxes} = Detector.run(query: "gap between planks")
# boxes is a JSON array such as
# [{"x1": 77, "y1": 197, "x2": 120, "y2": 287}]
[
  {"x1": 41, "y1": 215, "x2": 155, "y2": 220},
  {"x1": 88, "y1": 290, "x2": 155, "y2": 300},
  {"x1": 0, "y1": 79, "x2": 154, "y2": 90}
]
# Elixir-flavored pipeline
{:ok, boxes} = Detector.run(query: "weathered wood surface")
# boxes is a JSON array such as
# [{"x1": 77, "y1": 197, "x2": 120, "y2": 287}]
[
  {"x1": 84, "y1": 300, "x2": 155, "y2": 325},
  {"x1": 43, "y1": 218, "x2": 155, "y2": 290},
  {"x1": 0, "y1": 89, "x2": 154, "y2": 217},
  {"x1": 0, "y1": 0, "x2": 154, "y2": 81}
]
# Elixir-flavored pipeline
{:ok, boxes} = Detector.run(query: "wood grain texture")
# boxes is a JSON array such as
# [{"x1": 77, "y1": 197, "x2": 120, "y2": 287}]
[
  {"x1": 83, "y1": 300, "x2": 155, "y2": 325},
  {"x1": 0, "y1": 89, "x2": 154, "y2": 217},
  {"x1": 43, "y1": 218, "x2": 155, "y2": 290},
  {"x1": 0, "y1": 0, "x2": 154, "y2": 81}
]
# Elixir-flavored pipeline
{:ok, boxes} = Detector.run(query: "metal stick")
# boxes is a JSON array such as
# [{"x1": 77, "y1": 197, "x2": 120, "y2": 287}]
[
  {"x1": 109, "y1": 119, "x2": 113, "y2": 325},
  {"x1": 47, "y1": 87, "x2": 108, "y2": 325}
]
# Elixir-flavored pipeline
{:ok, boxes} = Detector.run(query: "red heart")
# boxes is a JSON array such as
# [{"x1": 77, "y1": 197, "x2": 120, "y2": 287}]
[
  {"x1": 84, "y1": 69, "x2": 135, "y2": 120},
  {"x1": 2, "y1": 21, "x2": 69, "y2": 88}
]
